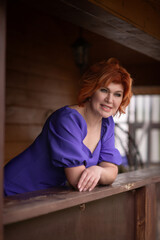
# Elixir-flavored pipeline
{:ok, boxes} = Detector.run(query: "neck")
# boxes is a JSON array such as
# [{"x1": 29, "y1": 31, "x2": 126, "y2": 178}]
[{"x1": 82, "y1": 102, "x2": 102, "y2": 128}]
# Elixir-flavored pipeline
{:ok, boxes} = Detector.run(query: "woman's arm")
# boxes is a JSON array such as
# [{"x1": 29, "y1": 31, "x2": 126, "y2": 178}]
[
  {"x1": 65, "y1": 162, "x2": 118, "y2": 192},
  {"x1": 98, "y1": 161, "x2": 118, "y2": 185},
  {"x1": 77, "y1": 162, "x2": 118, "y2": 191},
  {"x1": 64, "y1": 165, "x2": 86, "y2": 189}
]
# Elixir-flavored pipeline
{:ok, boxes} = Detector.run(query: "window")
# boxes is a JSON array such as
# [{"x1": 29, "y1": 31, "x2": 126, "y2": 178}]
[{"x1": 114, "y1": 95, "x2": 160, "y2": 170}]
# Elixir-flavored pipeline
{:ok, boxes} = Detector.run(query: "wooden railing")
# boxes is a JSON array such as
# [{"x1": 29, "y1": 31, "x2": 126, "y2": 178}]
[{"x1": 3, "y1": 166, "x2": 160, "y2": 240}]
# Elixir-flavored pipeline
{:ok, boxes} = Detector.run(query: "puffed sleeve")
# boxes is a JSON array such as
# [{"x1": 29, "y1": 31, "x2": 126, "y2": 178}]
[
  {"x1": 99, "y1": 117, "x2": 122, "y2": 165},
  {"x1": 47, "y1": 109, "x2": 88, "y2": 168}
]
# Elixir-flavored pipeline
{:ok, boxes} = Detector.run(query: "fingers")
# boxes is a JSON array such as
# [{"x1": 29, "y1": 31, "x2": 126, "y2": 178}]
[
  {"x1": 79, "y1": 176, "x2": 96, "y2": 192},
  {"x1": 87, "y1": 178, "x2": 98, "y2": 192},
  {"x1": 77, "y1": 168, "x2": 100, "y2": 192},
  {"x1": 83, "y1": 177, "x2": 98, "y2": 192},
  {"x1": 77, "y1": 170, "x2": 88, "y2": 191}
]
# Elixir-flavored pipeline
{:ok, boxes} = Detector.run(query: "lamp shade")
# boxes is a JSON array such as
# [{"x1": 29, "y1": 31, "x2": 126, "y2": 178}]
[{"x1": 72, "y1": 36, "x2": 90, "y2": 73}]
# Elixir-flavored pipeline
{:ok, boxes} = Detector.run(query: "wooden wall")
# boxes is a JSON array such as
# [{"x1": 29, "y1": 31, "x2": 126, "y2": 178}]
[
  {"x1": 5, "y1": 0, "x2": 160, "y2": 164},
  {"x1": 5, "y1": 2, "x2": 81, "y2": 164},
  {"x1": 0, "y1": 0, "x2": 6, "y2": 239}
]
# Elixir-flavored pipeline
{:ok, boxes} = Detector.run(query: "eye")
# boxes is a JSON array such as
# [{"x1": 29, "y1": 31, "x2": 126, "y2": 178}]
[
  {"x1": 114, "y1": 92, "x2": 122, "y2": 97},
  {"x1": 100, "y1": 88, "x2": 108, "y2": 93}
]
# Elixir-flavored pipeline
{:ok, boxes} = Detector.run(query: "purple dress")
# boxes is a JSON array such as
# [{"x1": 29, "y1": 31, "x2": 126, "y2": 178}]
[{"x1": 4, "y1": 106, "x2": 122, "y2": 196}]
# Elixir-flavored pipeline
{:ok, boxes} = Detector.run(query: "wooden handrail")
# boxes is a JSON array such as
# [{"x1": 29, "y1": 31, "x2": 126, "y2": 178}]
[{"x1": 3, "y1": 166, "x2": 160, "y2": 225}]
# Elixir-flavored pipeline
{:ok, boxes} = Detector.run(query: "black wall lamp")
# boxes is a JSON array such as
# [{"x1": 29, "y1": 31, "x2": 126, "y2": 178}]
[{"x1": 72, "y1": 30, "x2": 90, "y2": 74}]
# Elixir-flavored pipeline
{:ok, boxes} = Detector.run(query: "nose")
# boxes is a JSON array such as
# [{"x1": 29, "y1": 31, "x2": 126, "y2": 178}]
[{"x1": 105, "y1": 92, "x2": 113, "y2": 103}]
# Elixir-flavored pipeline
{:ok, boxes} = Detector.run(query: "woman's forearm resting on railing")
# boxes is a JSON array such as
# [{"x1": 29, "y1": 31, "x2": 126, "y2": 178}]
[{"x1": 65, "y1": 162, "x2": 118, "y2": 192}]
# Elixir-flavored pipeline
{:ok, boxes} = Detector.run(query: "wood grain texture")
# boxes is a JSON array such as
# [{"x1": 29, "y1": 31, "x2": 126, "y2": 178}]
[
  {"x1": 156, "y1": 183, "x2": 160, "y2": 239},
  {"x1": 89, "y1": 0, "x2": 160, "y2": 40},
  {"x1": 0, "y1": 0, "x2": 6, "y2": 239},
  {"x1": 5, "y1": 1, "x2": 80, "y2": 163},
  {"x1": 145, "y1": 184, "x2": 157, "y2": 240},
  {"x1": 18, "y1": 0, "x2": 160, "y2": 61},
  {"x1": 4, "y1": 192, "x2": 135, "y2": 240},
  {"x1": 135, "y1": 184, "x2": 157, "y2": 240},
  {"x1": 3, "y1": 166, "x2": 160, "y2": 225},
  {"x1": 3, "y1": 167, "x2": 160, "y2": 240}
]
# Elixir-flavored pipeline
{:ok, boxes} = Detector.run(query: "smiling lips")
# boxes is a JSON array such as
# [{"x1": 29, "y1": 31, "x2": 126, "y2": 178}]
[{"x1": 101, "y1": 104, "x2": 112, "y2": 112}]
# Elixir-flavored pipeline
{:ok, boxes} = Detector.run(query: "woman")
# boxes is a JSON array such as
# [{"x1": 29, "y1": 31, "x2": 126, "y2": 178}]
[{"x1": 4, "y1": 58, "x2": 132, "y2": 196}]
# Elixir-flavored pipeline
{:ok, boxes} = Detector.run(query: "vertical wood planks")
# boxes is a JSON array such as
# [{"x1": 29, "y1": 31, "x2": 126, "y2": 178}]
[
  {"x1": 135, "y1": 184, "x2": 157, "y2": 240},
  {"x1": 145, "y1": 184, "x2": 156, "y2": 240},
  {"x1": 3, "y1": 167, "x2": 160, "y2": 240},
  {"x1": 0, "y1": 0, "x2": 6, "y2": 239}
]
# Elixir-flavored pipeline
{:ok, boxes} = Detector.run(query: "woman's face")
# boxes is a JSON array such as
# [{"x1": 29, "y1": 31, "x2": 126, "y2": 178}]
[{"x1": 90, "y1": 82, "x2": 124, "y2": 118}]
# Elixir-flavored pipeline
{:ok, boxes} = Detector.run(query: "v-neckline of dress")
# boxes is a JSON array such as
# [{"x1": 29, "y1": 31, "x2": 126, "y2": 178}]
[{"x1": 66, "y1": 105, "x2": 103, "y2": 156}]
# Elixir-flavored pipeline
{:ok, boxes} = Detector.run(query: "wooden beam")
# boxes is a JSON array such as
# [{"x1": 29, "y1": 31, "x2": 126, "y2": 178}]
[
  {"x1": 133, "y1": 86, "x2": 160, "y2": 95},
  {"x1": 89, "y1": 0, "x2": 160, "y2": 41},
  {"x1": 18, "y1": 0, "x2": 160, "y2": 61},
  {"x1": 0, "y1": 0, "x2": 6, "y2": 239}
]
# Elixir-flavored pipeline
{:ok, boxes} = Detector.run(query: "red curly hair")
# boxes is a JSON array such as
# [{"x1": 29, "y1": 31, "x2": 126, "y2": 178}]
[{"x1": 78, "y1": 58, "x2": 133, "y2": 115}]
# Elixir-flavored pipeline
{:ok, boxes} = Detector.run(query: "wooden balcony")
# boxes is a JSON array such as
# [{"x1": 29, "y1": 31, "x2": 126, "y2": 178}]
[
  {"x1": 4, "y1": 166, "x2": 160, "y2": 240},
  {"x1": 1, "y1": 1, "x2": 160, "y2": 240}
]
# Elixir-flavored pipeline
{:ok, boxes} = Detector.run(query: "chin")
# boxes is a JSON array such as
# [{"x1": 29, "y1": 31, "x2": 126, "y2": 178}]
[{"x1": 101, "y1": 112, "x2": 113, "y2": 118}]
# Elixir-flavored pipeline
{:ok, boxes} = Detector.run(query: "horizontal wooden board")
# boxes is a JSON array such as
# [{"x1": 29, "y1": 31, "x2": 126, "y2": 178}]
[
  {"x1": 5, "y1": 106, "x2": 54, "y2": 125},
  {"x1": 5, "y1": 124, "x2": 42, "y2": 142},
  {"x1": 6, "y1": 70, "x2": 79, "y2": 94},
  {"x1": 4, "y1": 192, "x2": 135, "y2": 240},
  {"x1": 4, "y1": 1, "x2": 80, "y2": 164},
  {"x1": 5, "y1": 141, "x2": 32, "y2": 164},
  {"x1": 6, "y1": 88, "x2": 76, "y2": 109},
  {"x1": 6, "y1": 58, "x2": 80, "y2": 87},
  {"x1": 133, "y1": 86, "x2": 160, "y2": 95},
  {"x1": 6, "y1": 7, "x2": 78, "y2": 68},
  {"x1": 3, "y1": 167, "x2": 160, "y2": 225}
]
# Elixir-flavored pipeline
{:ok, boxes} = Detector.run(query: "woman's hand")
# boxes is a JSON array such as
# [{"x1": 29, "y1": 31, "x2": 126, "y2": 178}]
[
  {"x1": 77, "y1": 166, "x2": 102, "y2": 192},
  {"x1": 65, "y1": 162, "x2": 118, "y2": 192}
]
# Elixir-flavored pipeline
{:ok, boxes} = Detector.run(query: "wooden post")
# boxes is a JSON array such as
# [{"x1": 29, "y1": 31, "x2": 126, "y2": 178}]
[
  {"x1": 0, "y1": 0, "x2": 6, "y2": 239},
  {"x1": 145, "y1": 184, "x2": 157, "y2": 240},
  {"x1": 135, "y1": 184, "x2": 157, "y2": 240}
]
